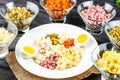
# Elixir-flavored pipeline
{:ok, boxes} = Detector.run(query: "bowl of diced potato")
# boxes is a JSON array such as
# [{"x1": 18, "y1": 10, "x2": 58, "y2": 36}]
[
  {"x1": 91, "y1": 42, "x2": 120, "y2": 80},
  {"x1": 0, "y1": 19, "x2": 18, "y2": 59}
]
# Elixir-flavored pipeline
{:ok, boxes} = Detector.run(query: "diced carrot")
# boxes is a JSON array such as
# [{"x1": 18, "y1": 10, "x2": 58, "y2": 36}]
[
  {"x1": 44, "y1": 0, "x2": 74, "y2": 10},
  {"x1": 63, "y1": 38, "x2": 74, "y2": 48}
]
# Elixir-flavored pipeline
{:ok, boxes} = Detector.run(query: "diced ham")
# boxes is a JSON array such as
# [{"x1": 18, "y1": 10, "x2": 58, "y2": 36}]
[
  {"x1": 81, "y1": 5, "x2": 112, "y2": 29},
  {"x1": 40, "y1": 54, "x2": 58, "y2": 70}
]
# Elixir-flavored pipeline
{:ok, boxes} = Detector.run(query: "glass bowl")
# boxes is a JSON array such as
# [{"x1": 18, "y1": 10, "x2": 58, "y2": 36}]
[
  {"x1": 0, "y1": 1, "x2": 39, "y2": 35},
  {"x1": 91, "y1": 43, "x2": 120, "y2": 80},
  {"x1": 105, "y1": 20, "x2": 120, "y2": 52},
  {"x1": 77, "y1": 0, "x2": 116, "y2": 35},
  {"x1": 0, "y1": 19, "x2": 18, "y2": 59},
  {"x1": 40, "y1": 0, "x2": 76, "y2": 23}
]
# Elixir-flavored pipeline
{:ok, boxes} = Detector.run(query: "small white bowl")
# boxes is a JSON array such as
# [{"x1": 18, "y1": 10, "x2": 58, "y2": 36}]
[
  {"x1": 75, "y1": 33, "x2": 89, "y2": 46},
  {"x1": 21, "y1": 45, "x2": 38, "y2": 59}
]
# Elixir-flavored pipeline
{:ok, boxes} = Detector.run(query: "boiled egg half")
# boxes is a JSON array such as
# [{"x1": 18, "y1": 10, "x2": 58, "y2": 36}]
[
  {"x1": 75, "y1": 34, "x2": 89, "y2": 46},
  {"x1": 21, "y1": 45, "x2": 37, "y2": 59}
]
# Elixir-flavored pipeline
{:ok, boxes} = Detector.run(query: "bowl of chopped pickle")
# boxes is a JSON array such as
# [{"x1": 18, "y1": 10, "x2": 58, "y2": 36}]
[
  {"x1": 0, "y1": 1, "x2": 39, "y2": 35},
  {"x1": 105, "y1": 20, "x2": 120, "y2": 52},
  {"x1": 0, "y1": 19, "x2": 18, "y2": 59}
]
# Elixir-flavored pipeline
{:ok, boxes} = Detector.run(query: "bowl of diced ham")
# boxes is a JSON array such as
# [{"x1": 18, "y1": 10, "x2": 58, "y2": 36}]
[{"x1": 77, "y1": 0, "x2": 116, "y2": 35}]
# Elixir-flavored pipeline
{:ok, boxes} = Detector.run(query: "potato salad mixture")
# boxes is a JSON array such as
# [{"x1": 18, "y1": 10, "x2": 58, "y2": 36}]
[
  {"x1": 33, "y1": 33, "x2": 84, "y2": 70},
  {"x1": 0, "y1": 27, "x2": 14, "y2": 43}
]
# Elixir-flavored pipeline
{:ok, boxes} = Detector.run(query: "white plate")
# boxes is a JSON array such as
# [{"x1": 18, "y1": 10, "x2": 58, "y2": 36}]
[{"x1": 15, "y1": 23, "x2": 98, "y2": 79}]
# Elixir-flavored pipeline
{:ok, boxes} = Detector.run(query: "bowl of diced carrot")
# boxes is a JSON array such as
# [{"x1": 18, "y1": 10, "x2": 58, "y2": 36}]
[{"x1": 40, "y1": 0, "x2": 76, "y2": 22}]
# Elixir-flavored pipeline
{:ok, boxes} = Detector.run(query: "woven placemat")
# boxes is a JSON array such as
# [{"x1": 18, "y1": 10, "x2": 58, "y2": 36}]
[{"x1": 6, "y1": 52, "x2": 100, "y2": 80}]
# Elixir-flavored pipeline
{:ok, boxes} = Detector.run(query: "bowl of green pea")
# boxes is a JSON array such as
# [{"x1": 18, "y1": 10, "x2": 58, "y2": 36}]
[{"x1": 105, "y1": 20, "x2": 120, "y2": 52}]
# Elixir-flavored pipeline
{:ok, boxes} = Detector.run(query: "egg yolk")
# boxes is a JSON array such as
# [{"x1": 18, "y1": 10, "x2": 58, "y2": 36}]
[
  {"x1": 77, "y1": 34, "x2": 88, "y2": 43},
  {"x1": 23, "y1": 46, "x2": 35, "y2": 54}
]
